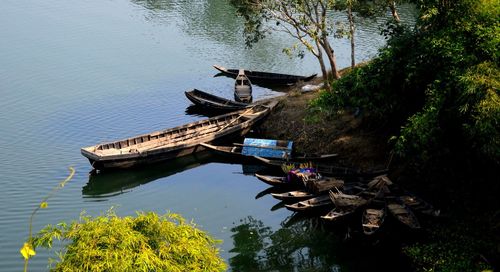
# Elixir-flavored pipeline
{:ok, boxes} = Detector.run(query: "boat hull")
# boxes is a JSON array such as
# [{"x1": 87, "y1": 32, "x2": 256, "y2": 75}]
[
  {"x1": 214, "y1": 65, "x2": 317, "y2": 86},
  {"x1": 81, "y1": 102, "x2": 277, "y2": 170}
]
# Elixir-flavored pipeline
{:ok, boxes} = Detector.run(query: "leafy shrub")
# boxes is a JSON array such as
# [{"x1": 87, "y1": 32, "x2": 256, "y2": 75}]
[{"x1": 32, "y1": 209, "x2": 226, "y2": 272}]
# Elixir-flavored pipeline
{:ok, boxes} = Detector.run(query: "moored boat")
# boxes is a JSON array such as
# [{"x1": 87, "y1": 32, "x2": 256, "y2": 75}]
[
  {"x1": 362, "y1": 201, "x2": 386, "y2": 235},
  {"x1": 200, "y1": 142, "x2": 337, "y2": 163},
  {"x1": 185, "y1": 89, "x2": 250, "y2": 111},
  {"x1": 254, "y1": 173, "x2": 297, "y2": 187},
  {"x1": 81, "y1": 102, "x2": 277, "y2": 170},
  {"x1": 329, "y1": 188, "x2": 368, "y2": 208},
  {"x1": 234, "y1": 69, "x2": 252, "y2": 103},
  {"x1": 285, "y1": 194, "x2": 332, "y2": 212},
  {"x1": 214, "y1": 64, "x2": 317, "y2": 86},
  {"x1": 321, "y1": 206, "x2": 357, "y2": 222},
  {"x1": 271, "y1": 190, "x2": 316, "y2": 202},
  {"x1": 399, "y1": 195, "x2": 440, "y2": 217},
  {"x1": 387, "y1": 201, "x2": 421, "y2": 229}
]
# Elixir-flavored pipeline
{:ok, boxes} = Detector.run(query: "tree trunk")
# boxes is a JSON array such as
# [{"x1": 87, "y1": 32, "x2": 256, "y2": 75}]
[
  {"x1": 314, "y1": 41, "x2": 330, "y2": 89},
  {"x1": 389, "y1": 1, "x2": 401, "y2": 22},
  {"x1": 321, "y1": 38, "x2": 340, "y2": 80},
  {"x1": 348, "y1": 2, "x2": 355, "y2": 68}
]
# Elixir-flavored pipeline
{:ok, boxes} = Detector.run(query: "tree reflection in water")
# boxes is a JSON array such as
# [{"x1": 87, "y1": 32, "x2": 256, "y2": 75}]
[
  {"x1": 229, "y1": 215, "x2": 343, "y2": 272},
  {"x1": 229, "y1": 214, "x2": 412, "y2": 271}
]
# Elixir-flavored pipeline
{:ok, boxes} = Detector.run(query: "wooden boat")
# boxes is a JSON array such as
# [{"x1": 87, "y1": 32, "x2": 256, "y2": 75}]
[
  {"x1": 285, "y1": 194, "x2": 332, "y2": 212},
  {"x1": 399, "y1": 195, "x2": 440, "y2": 217},
  {"x1": 321, "y1": 206, "x2": 357, "y2": 222},
  {"x1": 271, "y1": 190, "x2": 315, "y2": 202},
  {"x1": 81, "y1": 102, "x2": 277, "y2": 170},
  {"x1": 200, "y1": 142, "x2": 337, "y2": 163},
  {"x1": 234, "y1": 69, "x2": 252, "y2": 103},
  {"x1": 185, "y1": 89, "x2": 250, "y2": 111},
  {"x1": 254, "y1": 173, "x2": 297, "y2": 187},
  {"x1": 214, "y1": 64, "x2": 317, "y2": 86},
  {"x1": 303, "y1": 177, "x2": 344, "y2": 194},
  {"x1": 253, "y1": 157, "x2": 366, "y2": 177},
  {"x1": 387, "y1": 201, "x2": 421, "y2": 229},
  {"x1": 329, "y1": 188, "x2": 368, "y2": 208},
  {"x1": 362, "y1": 201, "x2": 386, "y2": 235}
]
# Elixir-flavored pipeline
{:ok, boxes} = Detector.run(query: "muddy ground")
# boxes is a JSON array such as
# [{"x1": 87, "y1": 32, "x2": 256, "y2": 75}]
[{"x1": 257, "y1": 82, "x2": 391, "y2": 172}]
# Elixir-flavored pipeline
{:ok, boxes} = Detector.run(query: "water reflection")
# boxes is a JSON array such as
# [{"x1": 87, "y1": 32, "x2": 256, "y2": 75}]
[
  {"x1": 83, "y1": 151, "x2": 215, "y2": 198},
  {"x1": 230, "y1": 216, "x2": 343, "y2": 271},
  {"x1": 83, "y1": 151, "x2": 264, "y2": 198},
  {"x1": 229, "y1": 215, "x2": 412, "y2": 272}
]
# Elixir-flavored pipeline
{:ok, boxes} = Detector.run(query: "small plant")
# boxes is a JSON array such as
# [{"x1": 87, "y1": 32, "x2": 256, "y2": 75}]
[{"x1": 21, "y1": 167, "x2": 75, "y2": 272}]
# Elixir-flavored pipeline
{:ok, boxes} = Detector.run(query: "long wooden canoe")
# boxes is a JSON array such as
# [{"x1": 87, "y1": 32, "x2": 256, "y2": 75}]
[
  {"x1": 387, "y1": 201, "x2": 421, "y2": 229},
  {"x1": 254, "y1": 173, "x2": 296, "y2": 187},
  {"x1": 271, "y1": 190, "x2": 316, "y2": 202},
  {"x1": 185, "y1": 89, "x2": 250, "y2": 111},
  {"x1": 214, "y1": 64, "x2": 317, "y2": 86},
  {"x1": 200, "y1": 142, "x2": 337, "y2": 163},
  {"x1": 81, "y1": 101, "x2": 277, "y2": 170},
  {"x1": 321, "y1": 206, "x2": 357, "y2": 222},
  {"x1": 285, "y1": 194, "x2": 332, "y2": 213}
]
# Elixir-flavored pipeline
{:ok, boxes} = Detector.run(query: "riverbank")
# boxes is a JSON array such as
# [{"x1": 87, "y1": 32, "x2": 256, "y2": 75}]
[
  {"x1": 259, "y1": 73, "x2": 390, "y2": 172},
  {"x1": 256, "y1": 75, "x2": 498, "y2": 271}
]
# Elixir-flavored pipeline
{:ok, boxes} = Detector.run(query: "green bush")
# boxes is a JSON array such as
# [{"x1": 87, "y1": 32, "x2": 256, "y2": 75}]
[
  {"x1": 32, "y1": 209, "x2": 226, "y2": 272},
  {"x1": 310, "y1": 0, "x2": 500, "y2": 166}
]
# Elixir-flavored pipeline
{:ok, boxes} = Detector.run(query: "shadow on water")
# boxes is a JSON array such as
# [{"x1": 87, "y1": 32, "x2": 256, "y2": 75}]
[
  {"x1": 82, "y1": 151, "x2": 266, "y2": 198},
  {"x1": 229, "y1": 214, "x2": 414, "y2": 272}
]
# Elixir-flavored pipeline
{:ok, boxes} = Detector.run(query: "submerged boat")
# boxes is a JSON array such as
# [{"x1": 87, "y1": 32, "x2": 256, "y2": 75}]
[
  {"x1": 81, "y1": 102, "x2": 277, "y2": 170},
  {"x1": 214, "y1": 64, "x2": 317, "y2": 86},
  {"x1": 185, "y1": 89, "x2": 250, "y2": 111},
  {"x1": 234, "y1": 69, "x2": 252, "y2": 103}
]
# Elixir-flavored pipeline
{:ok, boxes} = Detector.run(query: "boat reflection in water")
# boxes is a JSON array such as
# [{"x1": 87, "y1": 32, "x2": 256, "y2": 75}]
[{"x1": 82, "y1": 151, "x2": 267, "y2": 198}]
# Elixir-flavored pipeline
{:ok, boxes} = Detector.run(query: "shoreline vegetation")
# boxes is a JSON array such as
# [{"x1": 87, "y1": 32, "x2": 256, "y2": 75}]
[{"x1": 256, "y1": 0, "x2": 499, "y2": 269}]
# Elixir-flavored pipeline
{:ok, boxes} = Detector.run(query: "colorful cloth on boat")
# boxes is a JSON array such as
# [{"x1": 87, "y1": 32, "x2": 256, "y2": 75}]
[{"x1": 287, "y1": 167, "x2": 320, "y2": 182}]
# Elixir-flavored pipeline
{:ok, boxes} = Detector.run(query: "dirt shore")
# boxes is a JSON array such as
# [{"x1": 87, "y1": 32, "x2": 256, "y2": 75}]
[{"x1": 258, "y1": 84, "x2": 390, "y2": 172}]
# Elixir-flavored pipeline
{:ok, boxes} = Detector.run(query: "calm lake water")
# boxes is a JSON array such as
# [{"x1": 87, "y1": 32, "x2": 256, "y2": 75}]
[{"x1": 0, "y1": 1, "x2": 416, "y2": 271}]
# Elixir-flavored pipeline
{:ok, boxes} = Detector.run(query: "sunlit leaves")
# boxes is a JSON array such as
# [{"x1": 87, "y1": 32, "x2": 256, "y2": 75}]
[{"x1": 32, "y1": 209, "x2": 226, "y2": 271}]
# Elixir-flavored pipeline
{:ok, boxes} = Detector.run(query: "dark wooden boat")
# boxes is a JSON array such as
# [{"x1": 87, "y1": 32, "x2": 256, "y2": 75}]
[
  {"x1": 329, "y1": 188, "x2": 368, "y2": 208},
  {"x1": 285, "y1": 194, "x2": 332, "y2": 212},
  {"x1": 399, "y1": 195, "x2": 440, "y2": 217},
  {"x1": 254, "y1": 173, "x2": 297, "y2": 187},
  {"x1": 302, "y1": 177, "x2": 344, "y2": 194},
  {"x1": 234, "y1": 69, "x2": 252, "y2": 103},
  {"x1": 214, "y1": 64, "x2": 317, "y2": 86},
  {"x1": 200, "y1": 142, "x2": 337, "y2": 163},
  {"x1": 81, "y1": 102, "x2": 277, "y2": 170},
  {"x1": 271, "y1": 190, "x2": 315, "y2": 202},
  {"x1": 362, "y1": 201, "x2": 386, "y2": 235},
  {"x1": 321, "y1": 206, "x2": 357, "y2": 222},
  {"x1": 387, "y1": 201, "x2": 421, "y2": 229},
  {"x1": 185, "y1": 89, "x2": 250, "y2": 111},
  {"x1": 253, "y1": 157, "x2": 366, "y2": 177}
]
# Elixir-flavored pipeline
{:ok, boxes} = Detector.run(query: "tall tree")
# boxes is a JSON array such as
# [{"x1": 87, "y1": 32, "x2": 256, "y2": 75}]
[{"x1": 231, "y1": 0, "x2": 342, "y2": 87}]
